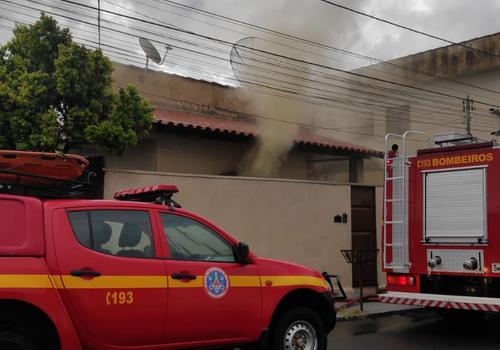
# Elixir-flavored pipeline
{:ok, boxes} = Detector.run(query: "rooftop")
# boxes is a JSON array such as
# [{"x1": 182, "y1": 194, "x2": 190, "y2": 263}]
[{"x1": 154, "y1": 109, "x2": 383, "y2": 158}]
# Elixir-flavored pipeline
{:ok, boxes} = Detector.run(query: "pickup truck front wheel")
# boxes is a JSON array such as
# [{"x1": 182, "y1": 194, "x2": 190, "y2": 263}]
[{"x1": 271, "y1": 307, "x2": 327, "y2": 350}]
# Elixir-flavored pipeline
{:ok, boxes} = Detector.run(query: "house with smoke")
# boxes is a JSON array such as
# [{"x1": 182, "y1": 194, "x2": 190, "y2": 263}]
[
  {"x1": 104, "y1": 62, "x2": 385, "y2": 295},
  {"x1": 108, "y1": 63, "x2": 382, "y2": 183}
]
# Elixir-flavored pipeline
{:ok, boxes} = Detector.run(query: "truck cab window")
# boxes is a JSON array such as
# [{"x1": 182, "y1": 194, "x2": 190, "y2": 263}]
[
  {"x1": 68, "y1": 210, "x2": 154, "y2": 258},
  {"x1": 161, "y1": 213, "x2": 235, "y2": 262}
]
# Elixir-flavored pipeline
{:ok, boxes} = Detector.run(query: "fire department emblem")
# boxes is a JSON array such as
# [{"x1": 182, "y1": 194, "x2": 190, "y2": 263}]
[{"x1": 204, "y1": 267, "x2": 229, "y2": 298}]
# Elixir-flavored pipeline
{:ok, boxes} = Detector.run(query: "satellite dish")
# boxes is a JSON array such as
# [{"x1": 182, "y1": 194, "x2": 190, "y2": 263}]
[
  {"x1": 231, "y1": 37, "x2": 300, "y2": 88},
  {"x1": 230, "y1": 37, "x2": 256, "y2": 82},
  {"x1": 139, "y1": 37, "x2": 162, "y2": 67},
  {"x1": 139, "y1": 38, "x2": 174, "y2": 70}
]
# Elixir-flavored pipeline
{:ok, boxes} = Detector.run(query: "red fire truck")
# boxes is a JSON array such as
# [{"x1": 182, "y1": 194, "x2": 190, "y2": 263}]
[
  {"x1": 0, "y1": 150, "x2": 341, "y2": 350},
  {"x1": 380, "y1": 131, "x2": 500, "y2": 312}
]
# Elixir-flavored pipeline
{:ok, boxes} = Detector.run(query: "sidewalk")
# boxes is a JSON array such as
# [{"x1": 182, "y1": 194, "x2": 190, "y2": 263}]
[{"x1": 336, "y1": 300, "x2": 420, "y2": 321}]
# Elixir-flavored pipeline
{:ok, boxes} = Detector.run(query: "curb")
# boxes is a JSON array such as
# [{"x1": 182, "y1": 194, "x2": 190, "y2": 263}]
[{"x1": 336, "y1": 306, "x2": 422, "y2": 322}]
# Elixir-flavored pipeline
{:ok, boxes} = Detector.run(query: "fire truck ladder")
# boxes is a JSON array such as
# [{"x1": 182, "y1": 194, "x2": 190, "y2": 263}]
[{"x1": 383, "y1": 131, "x2": 427, "y2": 272}]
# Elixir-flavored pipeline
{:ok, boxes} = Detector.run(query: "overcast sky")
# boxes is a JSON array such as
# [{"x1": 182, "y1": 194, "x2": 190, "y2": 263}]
[{"x1": 2, "y1": 0, "x2": 500, "y2": 84}]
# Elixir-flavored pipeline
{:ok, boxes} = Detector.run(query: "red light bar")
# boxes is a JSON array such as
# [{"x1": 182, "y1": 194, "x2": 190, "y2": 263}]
[
  {"x1": 114, "y1": 184, "x2": 179, "y2": 202},
  {"x1": 387, "y1": 275, "x2": 415, "y2": 287}
]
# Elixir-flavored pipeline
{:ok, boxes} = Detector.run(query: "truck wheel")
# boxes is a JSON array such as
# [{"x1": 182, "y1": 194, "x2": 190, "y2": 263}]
[
  {"x1": 271, "y1": 307, "x2": 327, "y2": 350},
  {"x1": 0, "y1": 330, "x2": 38, "y2": 350}
]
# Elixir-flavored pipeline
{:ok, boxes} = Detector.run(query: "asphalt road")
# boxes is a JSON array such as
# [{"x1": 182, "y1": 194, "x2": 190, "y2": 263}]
[{"x1": 328, "y1": 309, "x2": 500, "y2": 350}]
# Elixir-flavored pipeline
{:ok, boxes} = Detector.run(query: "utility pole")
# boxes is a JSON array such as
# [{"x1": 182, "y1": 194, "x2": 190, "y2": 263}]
[
  {"x1": 463, "y1": 95, "x2": 474, "y2": 136},
  {"x1": 97, "y1": 0, "x2": 101, "y2": 49}
]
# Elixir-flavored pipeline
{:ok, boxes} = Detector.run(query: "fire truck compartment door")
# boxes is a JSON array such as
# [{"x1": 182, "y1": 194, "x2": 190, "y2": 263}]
[{"x1": 424, "y1": 168, "x2": 486, "y2": 243}]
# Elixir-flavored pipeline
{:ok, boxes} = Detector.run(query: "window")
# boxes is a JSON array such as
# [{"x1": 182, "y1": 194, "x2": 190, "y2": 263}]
[
  {"x1": 68, "y1": 210, "x2": 154, "y2": 258},
  {"x1": 161, "y1": 214, "x2": 235, "y2": 262},
  {"x1": 425, "y1": 168, "x2": 486, "y2": 243}
]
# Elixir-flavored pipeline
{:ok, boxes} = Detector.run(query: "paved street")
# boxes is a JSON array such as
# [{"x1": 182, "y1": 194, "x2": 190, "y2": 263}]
[{"x1": 329, "y1": 309, "x2": 500, "y2": 349}]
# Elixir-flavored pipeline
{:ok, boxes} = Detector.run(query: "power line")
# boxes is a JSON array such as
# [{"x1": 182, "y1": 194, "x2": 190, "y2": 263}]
[
  {"x1": 8, "y1": 0, "x2": 492, "y2": 120},
  {"x1": 0, "y1": 18, "x2": 469, "y2": 135},
  {"x1": 2, "y1": 1, "x2": 496, "y2": 133},
  {"x1": 5, "y1": 0, "x2": 498, "y2": 131},
  {"x1": 0, "y1": 3, "x2": 496, "y2": 134},
  {"x1": 0, "y1": 19, "x2": 393, "y2": 139},
  {"x1": 0, "y1": 31, "x2": 492, "y2": 141},
  {"x1": 156, "y1": 0, "x2": 500, "y2": 97},
  {"x1": 108, "y1": 0, "x2": 500, "y2": 126},
  {"x1": 4, "y1": 0, "x2": 477, "y2": 122},
  {"x1": 110, "y1": 0, "x2": 500, "y2": 113},
  {"x1": 58, "y1": 0, "x2": 500, "y2": 110},
  {"x1": 319, "y1": 0, "x2": 500, "y2": 59}
]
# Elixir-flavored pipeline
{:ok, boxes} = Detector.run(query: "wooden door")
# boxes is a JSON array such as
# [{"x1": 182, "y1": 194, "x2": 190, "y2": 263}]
[{"x1": 351, "y1": 186, "x2": 378, "y2": 287}]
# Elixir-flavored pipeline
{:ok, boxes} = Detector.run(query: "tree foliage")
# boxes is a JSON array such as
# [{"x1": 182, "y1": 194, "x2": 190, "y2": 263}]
[{"x1": 0, "y1": 14, "x2": 154, "y2": 155}]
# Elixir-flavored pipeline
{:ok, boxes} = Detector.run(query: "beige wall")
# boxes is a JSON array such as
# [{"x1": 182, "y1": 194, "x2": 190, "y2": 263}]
[
  {"x1": 105, "y1": 169, "x2": 384, "y2": 294},
  {"x1": 156, "y1": 133, "x2": 245, "y2": 175},
  {"x1": 105, "y1": 138, "x2": 158, "y2": 171}
]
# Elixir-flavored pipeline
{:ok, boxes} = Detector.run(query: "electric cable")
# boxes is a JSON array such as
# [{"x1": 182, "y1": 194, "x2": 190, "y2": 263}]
[{"x1": 319, "y1": 0, "x2": 500, "y2": 59}]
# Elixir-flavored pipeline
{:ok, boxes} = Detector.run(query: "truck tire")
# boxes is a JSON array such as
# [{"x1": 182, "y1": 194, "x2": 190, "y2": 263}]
[
  {"x1": 271, "y1": 307, "x2": 327, "y2": 350},
  {"x1": 0, "y1": 330, "x2": 38, "y2": 350}
]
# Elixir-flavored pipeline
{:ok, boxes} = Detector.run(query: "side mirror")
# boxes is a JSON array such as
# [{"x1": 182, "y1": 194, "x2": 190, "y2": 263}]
[{"x1": 233, "y1": 242, "x2": 250, "y2": 265}]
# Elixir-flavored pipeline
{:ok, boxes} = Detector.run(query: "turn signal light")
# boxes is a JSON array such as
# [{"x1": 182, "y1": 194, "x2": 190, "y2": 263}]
[{"x1": 387, "y1": 275, "x2": 415, "y2": 286}]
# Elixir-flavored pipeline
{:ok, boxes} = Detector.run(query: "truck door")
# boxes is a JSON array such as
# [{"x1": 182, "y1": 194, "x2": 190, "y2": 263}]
[
  {"x1": 158, "y1": 212, "x2": 262, "y2": 345},
  {"x1": 52, "y1": 208, "x2": 167, "y2": 348}
]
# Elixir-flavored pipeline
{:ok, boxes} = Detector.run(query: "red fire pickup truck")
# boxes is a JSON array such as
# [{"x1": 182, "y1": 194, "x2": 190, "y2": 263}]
[{"x1": 0, "y1": 152, "x2": 339, "y2": 350}]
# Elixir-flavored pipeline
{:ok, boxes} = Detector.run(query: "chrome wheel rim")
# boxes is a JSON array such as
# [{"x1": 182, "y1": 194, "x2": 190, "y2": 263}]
[{"x1": 283, "y1": 320, "x2": 317, "y2": 350}]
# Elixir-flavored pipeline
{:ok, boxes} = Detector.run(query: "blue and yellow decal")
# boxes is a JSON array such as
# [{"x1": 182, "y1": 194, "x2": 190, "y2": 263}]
[{"x1": 204, "y1": 267, "x2": 229, "y2": 298}]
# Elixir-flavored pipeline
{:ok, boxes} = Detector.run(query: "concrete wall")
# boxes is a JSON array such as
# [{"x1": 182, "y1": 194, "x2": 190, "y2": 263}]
[
  {"x1": 105, "y1": 138, "x2": 158, "y2": 171},
  {"x1": 104, "y1": 169, "x2": 385, "y2": 293}
]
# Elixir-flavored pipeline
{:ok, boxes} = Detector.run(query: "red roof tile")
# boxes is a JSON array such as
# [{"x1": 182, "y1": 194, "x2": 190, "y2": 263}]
[{"x1": 154, "y1": 109, "x2": 383, "y2": 157}]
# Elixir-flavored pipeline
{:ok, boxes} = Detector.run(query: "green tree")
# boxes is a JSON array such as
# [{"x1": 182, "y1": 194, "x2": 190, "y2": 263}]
[{"x1": 0, "y1": 14, "x2": 154, "y2": 155}]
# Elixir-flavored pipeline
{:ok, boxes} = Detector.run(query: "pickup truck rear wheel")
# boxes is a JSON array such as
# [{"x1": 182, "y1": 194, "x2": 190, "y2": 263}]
[
  {"x1": 0, "y1": 330, "x2": 38, "y2": 350},
  {"x1": 271, "y1": 307, "x2": 327, "y2": 350}
]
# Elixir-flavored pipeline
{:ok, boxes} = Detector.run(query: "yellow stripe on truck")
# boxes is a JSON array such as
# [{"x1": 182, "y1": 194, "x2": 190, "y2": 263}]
[
  {"x1": 261, "y1": 276, "x2": 327, "y2": 288},
  {"x1": 48, "y1": 274, "x2": 65, "y2": 289},
  {"x1": 0, "y1": 274, "x2": 53, "y2": 289},
  {"x1": 230, "y1": 275, "x2": 261, "y2": 287},
  {"x1": 167, "y1": 275, "x2": 261, "y2": 288},
  {"x1": 0, "y1": 274, "x2": 327, "y2": 289}
]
